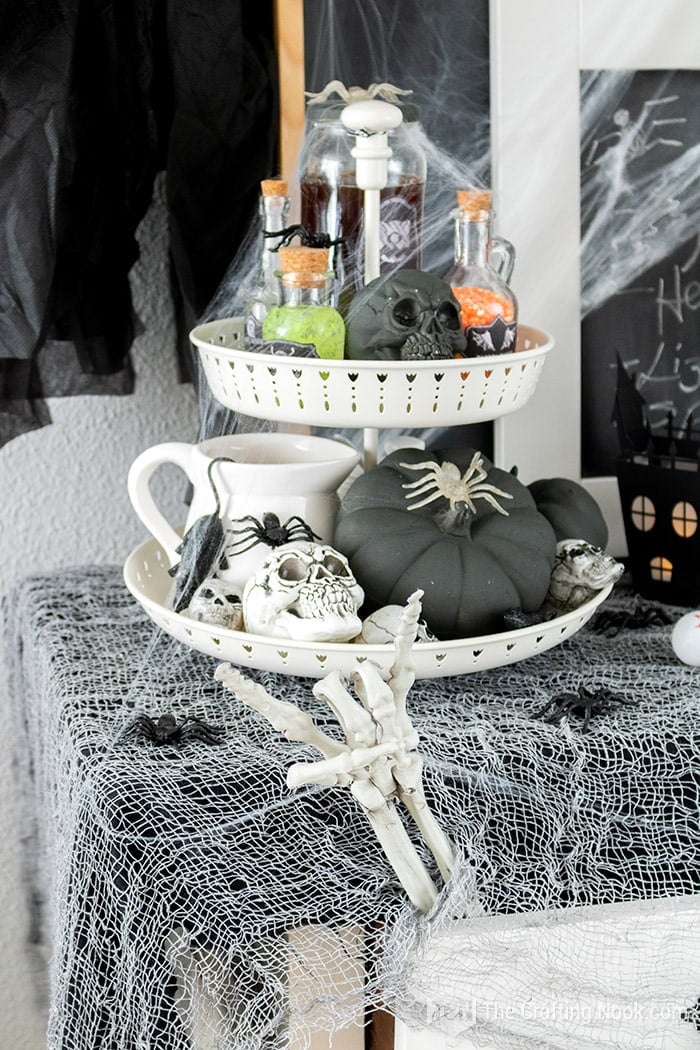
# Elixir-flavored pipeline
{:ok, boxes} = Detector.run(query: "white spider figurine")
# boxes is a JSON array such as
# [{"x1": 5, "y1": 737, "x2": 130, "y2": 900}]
[
  {"x1": 215, "y1": 590, "x2": 455, "y2": 914},
  {"x1": 400, "y1": 451, "x2": 513, "y2": 517},
  {"x1": 305, "y1": 81, "x2": 413, "y2": 105}
]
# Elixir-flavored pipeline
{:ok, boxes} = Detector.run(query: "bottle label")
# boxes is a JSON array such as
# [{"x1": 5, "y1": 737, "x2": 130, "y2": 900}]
[
  {"x1": 246, "y1": 314, "x2": 263, "y2": 340},
  {"x1": 380, "y1": 195, "x2": 420, "y2": 267},
  {"x1": 353, "y1": 193, "x2": 420, "y2": 286},
  {"x1": 465, "y1": 315, "x2": 517, "y2": 356}
]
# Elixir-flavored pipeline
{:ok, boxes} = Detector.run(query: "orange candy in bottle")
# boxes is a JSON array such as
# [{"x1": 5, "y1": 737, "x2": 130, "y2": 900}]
[{"x1": 442, "y1": 190, "x2": 518, "y2": 356}]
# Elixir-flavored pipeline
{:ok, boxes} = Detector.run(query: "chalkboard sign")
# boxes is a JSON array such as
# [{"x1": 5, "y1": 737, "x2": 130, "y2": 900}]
[{"x1": 580, "y1": 69, "x2": 700, "y2": 477}]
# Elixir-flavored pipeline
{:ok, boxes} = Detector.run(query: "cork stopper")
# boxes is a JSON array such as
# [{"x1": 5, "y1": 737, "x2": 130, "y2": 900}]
[
  {"x1": 278, "y1": 245, "x2": 330, "y2": 287},
  {"x1": 457, "y1": 189, "x2": 492, "y2": 218},
  {"x1": 261, "y1": 178, "x2": 288, "y2": 197}
]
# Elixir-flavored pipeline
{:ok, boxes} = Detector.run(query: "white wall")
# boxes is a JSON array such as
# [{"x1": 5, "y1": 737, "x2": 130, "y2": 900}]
[{"x1": 0, "y1": 178, "x2": 199, "y2": 1046}]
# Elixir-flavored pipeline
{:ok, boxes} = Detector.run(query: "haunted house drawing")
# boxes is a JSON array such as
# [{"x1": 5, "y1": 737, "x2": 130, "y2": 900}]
[{"x1": 614, "y1": 355, "x2": 700, "y2": 605}]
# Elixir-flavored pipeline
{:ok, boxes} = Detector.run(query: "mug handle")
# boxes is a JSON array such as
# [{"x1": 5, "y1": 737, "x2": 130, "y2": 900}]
[{"x1": 127, "y1": 443, "x2": 196, "y2": 567}]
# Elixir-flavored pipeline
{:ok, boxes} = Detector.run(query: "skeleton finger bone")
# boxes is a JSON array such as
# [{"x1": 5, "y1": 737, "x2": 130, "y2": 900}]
[
  {"x1": 214, "y1": 664, "x2": 345, "y2": 759},
  {"x1": 312, "y1": 670, "x2": 378, "y2": 748},
  {"x1": 350, "y1": 663, "x2": 398, "y2": 736},
  {"x1": 352, "y1": 663, "x2": 419, "y2": 757},
  {"x1": 286, "y1": 742, "x2": 396, "y2": 790},
  {"x1": 385, "y1": 589, "x2": 423, "y2": 734}
]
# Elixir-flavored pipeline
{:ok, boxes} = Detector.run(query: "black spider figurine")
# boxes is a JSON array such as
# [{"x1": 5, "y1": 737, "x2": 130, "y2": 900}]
[
  {"x1": 225, "y1": 512, "x2": 320, "y2": 556},
  {"x1": 264, "y1": 224, "x2": 346, "y2": 251},
  {"x1": 590, "y1": 597, "x2": 675, "y2": 637},
  {"x1": 533, "y1": 684, "x2": 637, "y2": 733},
  {"x1": 122, "y1": 713, "x2": 225, "y2": 748},
  {"x1": 682, "y1": 997, "x2": 700, "y2": 1031},
  {"x1": 502, "y1": 606, "x2": 557, "y2": 630}
]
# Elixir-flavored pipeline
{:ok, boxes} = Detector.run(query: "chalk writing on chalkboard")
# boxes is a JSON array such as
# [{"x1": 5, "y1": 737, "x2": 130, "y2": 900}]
[{"x1": 580, "y1": 69, "x2": 700, "y2": 478}]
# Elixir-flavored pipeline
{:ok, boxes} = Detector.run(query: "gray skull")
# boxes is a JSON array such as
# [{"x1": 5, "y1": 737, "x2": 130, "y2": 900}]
[
  {"x1": 547, "y1": 539, "x2": 624, "y2": 611},
  {"x1": 345, "y1": 270, "x2": 466, "y2": 361},
  {"x1": 186, "y1": 577, "x2": 243, "y2": 630}
]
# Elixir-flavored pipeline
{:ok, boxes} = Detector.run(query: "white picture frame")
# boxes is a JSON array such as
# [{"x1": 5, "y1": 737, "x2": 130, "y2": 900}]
[{"x1": 491, "y1": 0, "x2": 700, "y2": 555}]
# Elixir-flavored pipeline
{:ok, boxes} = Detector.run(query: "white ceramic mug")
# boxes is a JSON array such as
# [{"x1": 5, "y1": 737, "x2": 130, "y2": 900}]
[{"x1": 127, "y1": 432, "x2": 360, "y2": 590}]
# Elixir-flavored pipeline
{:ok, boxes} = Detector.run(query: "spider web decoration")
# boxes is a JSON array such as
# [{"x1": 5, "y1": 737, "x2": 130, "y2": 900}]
[{"x1": 8, "y1": 567, "x2": 700, "y2": 1049}]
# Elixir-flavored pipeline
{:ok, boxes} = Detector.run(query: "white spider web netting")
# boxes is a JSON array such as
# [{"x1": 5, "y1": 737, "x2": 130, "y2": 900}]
[{"x1": 6, "y1": 567, "x2": 700, "y2": 1049}]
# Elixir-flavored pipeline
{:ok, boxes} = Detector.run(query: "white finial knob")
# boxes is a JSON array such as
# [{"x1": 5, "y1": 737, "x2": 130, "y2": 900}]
[
  {"x1": 340, "y1": 98, "x2": 404, "y2": 285},
  {"x1": 341, "y1": 99, "x2": 403, "y2": 136}
]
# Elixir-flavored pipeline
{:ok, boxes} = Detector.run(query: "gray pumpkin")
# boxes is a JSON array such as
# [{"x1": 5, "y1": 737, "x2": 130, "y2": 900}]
[
  {"x1": 334, "y1": 446, "x2": 557, "y2": 638},
  {"x1": 528, "y1": 477, "x2": 609, "y2": 549},
  {"x1": 344, "y1": 269, "x2": 466, "y2": 361}
]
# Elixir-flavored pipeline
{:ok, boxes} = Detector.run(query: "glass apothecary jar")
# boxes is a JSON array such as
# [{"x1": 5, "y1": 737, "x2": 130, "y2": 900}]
[{"x1": 299, "y1": 87, "x2": 426, "y2": 291}]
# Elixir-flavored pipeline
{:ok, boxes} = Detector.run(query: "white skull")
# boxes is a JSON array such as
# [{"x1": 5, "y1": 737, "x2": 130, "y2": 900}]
[
  {"x1": 186, "y1": 577, "x2": 243, "y2": 630},
  {"x1": 547, "y1": 539, "x2": 624, "y2": 610},
  {"x1": 242, "y1": 542, "x2": 364, "y2": 642},
  {"x1": 359, "y1": 605, "x2": 438, "y2": 644}
]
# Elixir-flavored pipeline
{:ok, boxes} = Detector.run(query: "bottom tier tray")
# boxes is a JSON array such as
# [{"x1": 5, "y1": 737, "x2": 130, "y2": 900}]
[{"x1": 124, "y1": 537, "x2": 614, "y2": 680}]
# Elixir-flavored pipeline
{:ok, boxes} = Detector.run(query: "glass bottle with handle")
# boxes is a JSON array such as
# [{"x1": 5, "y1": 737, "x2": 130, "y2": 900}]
[{"x1": 443, "y1": 189, "x2": 518, "y2": 356}]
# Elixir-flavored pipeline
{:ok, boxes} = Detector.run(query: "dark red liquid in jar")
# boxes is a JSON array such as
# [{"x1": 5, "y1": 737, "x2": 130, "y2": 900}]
[{"x1": 301, "y1": 173, "x2": 424, "y2": 289}]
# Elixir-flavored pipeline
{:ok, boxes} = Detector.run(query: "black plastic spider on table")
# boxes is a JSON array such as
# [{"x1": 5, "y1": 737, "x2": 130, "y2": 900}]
[
  {"x1": 533, "y1": 685, "x2": 637, "y2": 734},
  {"x1": 121, "y1": 713, "x2": 225, "y2": 748}
]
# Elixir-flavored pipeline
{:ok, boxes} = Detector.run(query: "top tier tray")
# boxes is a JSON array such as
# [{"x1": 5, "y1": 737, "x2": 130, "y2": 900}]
[{"x1": 191, "y1": 319, "x2": 553, "y2": 429}]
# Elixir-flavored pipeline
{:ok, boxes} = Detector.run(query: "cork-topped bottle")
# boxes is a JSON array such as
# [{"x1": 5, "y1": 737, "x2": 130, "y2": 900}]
[
  {"x1": 443, "y1": 190, "x2": 518, "y2": 356},
  {"x1": 245, "y1": 178, "x2": 291, "y2": 338},
  {"x1": 261, "y1": 246, "x2": 345, "y2": 359}
]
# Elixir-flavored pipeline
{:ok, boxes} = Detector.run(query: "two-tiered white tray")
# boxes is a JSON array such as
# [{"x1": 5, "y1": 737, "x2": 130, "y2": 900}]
[{"x1": 123, "y1": 319, "x2": 609, "y2": 679}]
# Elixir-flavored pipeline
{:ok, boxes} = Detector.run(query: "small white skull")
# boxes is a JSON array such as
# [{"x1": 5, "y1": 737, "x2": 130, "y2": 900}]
[
  {"x1": 242, "y1": 542, "x2": 364, "y2": 642},
  {"x1": 359, "y1": 605, "x2": 438, "y2": 645},
  {"x1": 186, "y1": 577, "x2": 243, "y2": 630},
  {"x1": 547, "y1": 539, "x2": 624, "y2": 611}
]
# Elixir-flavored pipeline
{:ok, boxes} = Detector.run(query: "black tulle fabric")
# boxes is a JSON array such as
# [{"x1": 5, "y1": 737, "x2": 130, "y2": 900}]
[{"x1": 0, "y1": 0, "x2": 278, "y2": 446}]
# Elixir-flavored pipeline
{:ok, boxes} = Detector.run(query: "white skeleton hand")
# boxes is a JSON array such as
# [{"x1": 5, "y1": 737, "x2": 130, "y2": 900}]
[{"x1": 214, "y1": 590, "x2": 455, "y2": 914}]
